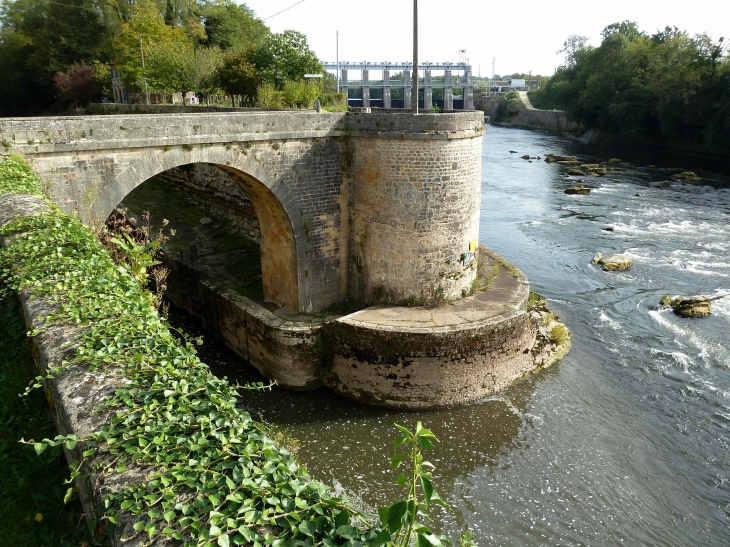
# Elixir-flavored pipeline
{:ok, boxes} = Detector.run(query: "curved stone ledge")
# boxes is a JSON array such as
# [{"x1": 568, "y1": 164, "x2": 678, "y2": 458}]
[{"x1": 322, "y1": 247, "x2": 540, "y2": 410}]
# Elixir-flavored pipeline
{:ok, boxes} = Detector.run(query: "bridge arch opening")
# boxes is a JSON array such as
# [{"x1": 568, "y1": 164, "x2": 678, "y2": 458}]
[{"x1": 108, "y1": 162, "x2": 299, "y2": 311}]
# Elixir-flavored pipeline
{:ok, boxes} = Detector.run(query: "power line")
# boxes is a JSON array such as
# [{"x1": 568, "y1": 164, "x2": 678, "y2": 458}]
[{"x1": 261, "y1": 0, "x2": 307, "y2": 22}]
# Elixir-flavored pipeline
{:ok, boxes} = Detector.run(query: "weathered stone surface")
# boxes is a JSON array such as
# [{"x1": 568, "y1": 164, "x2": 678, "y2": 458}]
[
  {"x1": 601, "y1": 255, "x2": 633, "y2": 271},
  {"x1": 349, "y1": 135, "x2": 482, "y2": 305},
  {"x1": 591, "y1": 252, "x2": 604, "y2": 264},
  {"x1": 0, "y1": 193, "x2": 49, "y2": 225},
  {"x1": 567, "y1": 169, "x2": 586, "y2": 176},
  {"x1": 322, "y1": 249, "x2": 544, "y2": 410}
]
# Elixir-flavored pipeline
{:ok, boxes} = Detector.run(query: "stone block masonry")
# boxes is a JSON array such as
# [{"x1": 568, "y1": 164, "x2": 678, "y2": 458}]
[{"x1": 348, "y1": 136, "x2": 482, "y2": 304}]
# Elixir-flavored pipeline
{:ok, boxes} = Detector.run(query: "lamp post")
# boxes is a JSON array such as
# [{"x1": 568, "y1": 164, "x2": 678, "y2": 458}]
[
  {"x1": 412, "y1": 0, "x2": 418, "y2": 114},
  {"x1": 139, "y1": 36, "x2": 150, "y2": 106}
]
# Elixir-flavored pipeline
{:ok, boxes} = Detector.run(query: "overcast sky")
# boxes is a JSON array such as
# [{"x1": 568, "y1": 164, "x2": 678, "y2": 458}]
[{"x1": 243, "y1": 0, "x2": 728, "y2": 77}]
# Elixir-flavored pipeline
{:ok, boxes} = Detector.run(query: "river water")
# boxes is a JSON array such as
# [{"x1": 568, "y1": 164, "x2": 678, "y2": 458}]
[{"x1": 176, "y1": 125, "x2": 730, "y2": 546}]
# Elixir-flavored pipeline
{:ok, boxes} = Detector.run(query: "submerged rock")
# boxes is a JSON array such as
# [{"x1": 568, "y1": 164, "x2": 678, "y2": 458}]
[
  {"x1": 581, "y1": 163, "x2": 600, "y2": 170},
  {"x1": 558, "y1": 160, "x2": 582, "y2": 166},
  {"x1": 601, "y1": 255, "x2": 633, "y2": 271},
  {"x1": 565, "y1": 185, "x2": 591, "y2": 195},
  {"x1": 602, "y1": 226, "x2": 614, "y2": 232},
  {"x1": 545, "y1": 154, "x2": 578, "y2": 163},
  {"x1": 673, "y1": 171, "x2": 702, "y2": 182},
  {"x1": 608, "y1": 158, "x2": 621, "y2": 164},
  {"x1": 567, "y1": 168, "x2": 586, "y2": 176},
  {"x1": 521, "y1": 154, "x2": 530, "y2": 159}
]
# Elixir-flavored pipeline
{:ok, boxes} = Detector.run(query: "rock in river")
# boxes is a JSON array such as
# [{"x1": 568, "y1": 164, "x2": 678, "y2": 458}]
[
  {"x1": 601, "y1": 255, "x2": 633, "y2": 271},
  {"x1": 565, "y1": 185, "x2": 591, "y2": 195},
  {"x1": 672, "y1": 298, "x2": 712, "y2": 318},
  {"x1": 591, "y1": 252, "x2": 603, "y2": 264},
  {"x1": 659, "y1": 294, "x2": 723, "y2": 318},
  {"x1": 567, "y1": 169, "x2": 586, "y2": 176}
]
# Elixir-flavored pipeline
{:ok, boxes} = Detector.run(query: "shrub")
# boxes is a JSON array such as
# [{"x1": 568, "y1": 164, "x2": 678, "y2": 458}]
[
  {"x1": 550, "y1": 324, "x2": 569, "y2": 345},
  {"x1": 320, "y1": 91, "x2": 347, "y2": 112},
  {"x1": 281, "y1": 80, "x2": 320, "y2": 109},
  {"x1": 256, "y1": 81, "x2": 282, "y2": 108}
]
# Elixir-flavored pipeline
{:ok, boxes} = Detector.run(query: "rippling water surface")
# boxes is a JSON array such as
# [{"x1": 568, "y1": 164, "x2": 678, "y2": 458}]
[{"x1": 177, "y1": 126, "x2": 730, "y2": 546}]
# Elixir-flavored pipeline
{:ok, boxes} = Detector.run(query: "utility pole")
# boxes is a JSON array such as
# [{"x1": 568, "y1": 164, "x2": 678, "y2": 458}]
[
  {"x1": 336, "y1": 31, "x2": 340, "y2": 93},
  {"x1": 139, "y1": 36, "x2": 150, "y2": 106},
  {"x1": 412, "y1": 0, "x2": 418, "y2": 114}
]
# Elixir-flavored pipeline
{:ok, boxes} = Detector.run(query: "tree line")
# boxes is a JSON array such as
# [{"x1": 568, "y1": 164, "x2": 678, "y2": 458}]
[
  {"x1": 530, "y1": 21, "x2": 730, "y2": 151},
  {"x1": 0, "y1": 0, "x2": 338, "y2": 115}
]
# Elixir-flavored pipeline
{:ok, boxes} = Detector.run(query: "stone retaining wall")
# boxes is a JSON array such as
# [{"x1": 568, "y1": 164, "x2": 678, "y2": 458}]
[
  {"x1": 323, "y1": 311, "x2": 537, "y2": 409},
  {"x1": 162, "y1": 252, "x2": 323, "y2": 390},
  {"x1": 493, "y1": 109, "x2": 582, "y2": 134}
]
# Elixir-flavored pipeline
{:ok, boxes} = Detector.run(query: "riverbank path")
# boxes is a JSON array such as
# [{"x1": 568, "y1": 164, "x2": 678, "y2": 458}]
[{"x1": 519, "y1": 91, "x2": 536, "y2": 110}]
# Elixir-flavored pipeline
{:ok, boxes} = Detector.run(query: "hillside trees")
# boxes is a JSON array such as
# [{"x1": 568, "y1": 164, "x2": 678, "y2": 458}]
[
  {"x1": 530, "y1": 21, "x2": 730, "y2": 149},
  {"x1": 113, "y1": 0, "x2": 191, "y2": 90},
  {"x1": 0, "y1": 0, "x2": 112, "y2": 114},
  {"x1": 0, "y1": 0, "x2": 325, "y2": 114}
]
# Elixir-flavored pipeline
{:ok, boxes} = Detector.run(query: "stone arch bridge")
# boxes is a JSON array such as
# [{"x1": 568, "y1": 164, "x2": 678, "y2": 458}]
[{"x1": 0, "y1": 111, "x2": 485, "y2": 313}]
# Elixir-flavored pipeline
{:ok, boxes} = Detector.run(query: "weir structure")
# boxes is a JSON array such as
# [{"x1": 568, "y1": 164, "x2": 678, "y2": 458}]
[
  {"x1": 0, "y1": 109, "x2": 559, "y2": 409},
  {"x1": 323, "y1": 62, "x2": 474, "y2": 110}
]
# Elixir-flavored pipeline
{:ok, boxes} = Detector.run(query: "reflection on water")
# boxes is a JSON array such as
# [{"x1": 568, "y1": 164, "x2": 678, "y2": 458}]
[{"x1": 170, "y1": 126, "x2": 730, "y2": 546}]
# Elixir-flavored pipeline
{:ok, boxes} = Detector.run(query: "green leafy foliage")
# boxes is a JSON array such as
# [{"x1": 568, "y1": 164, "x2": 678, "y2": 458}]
[
  {"x1": 379, "y1": 423, "x2": 474, "y2": 547},
  {"x1": 0, "y1": 155, "x2": 43, "y2": 195},
  {"x1": 530, "y1": 21, "x2": 730, "y2": 150},
  {"x1": 0, "y1": 158, "x2": 473, "y2": 547},
  {"x1": 0, "y1": 0, "x2": 112, "y2": 115},
  {"x1": 253, "y1": 30, "x2": 323, "y2": 89}
]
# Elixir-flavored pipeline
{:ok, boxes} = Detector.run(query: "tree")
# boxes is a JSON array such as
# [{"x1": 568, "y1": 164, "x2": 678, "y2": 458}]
[
  {"x1": 253, "y1": 30, "x2": 322, "y2": 89},
  {"x1": 189, "y1": 47, "x2": 224, "y2": 104},
  {"x1": 0, "y1": 0, "x2": 111, "y2": 114},
  {"x1": 53, "y1": 62, "x2": 106, "y2": 107},
  {"x1": 113, "y1": 0, "x2": 191, "y2": 89},
  {"x1": 145, "y1": 41, "x2": 195, "y2": 97},
  {"x1": 201, "y1": 0, "x2": 268, "y2": 50},
  {"x1": 215, "y1": 48, "x2": 259, "y2": 106}
]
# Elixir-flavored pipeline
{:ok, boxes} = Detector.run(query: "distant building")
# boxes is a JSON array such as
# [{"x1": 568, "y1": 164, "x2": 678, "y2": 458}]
[
  {"x1": 110, "y1": 66, "x2": 128, "y2": 104},
  {"x1": 487, "y1": 79, "x2": 528, "y2": 93}
]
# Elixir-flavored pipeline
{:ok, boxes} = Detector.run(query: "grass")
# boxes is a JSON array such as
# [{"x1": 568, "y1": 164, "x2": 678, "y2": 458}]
[
  {"x1": 550, "y1": 324, "x2": 569, "y2": 345},
  {"x1": 0, "y1": 292, "x2": 91, "y2": 546}
]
